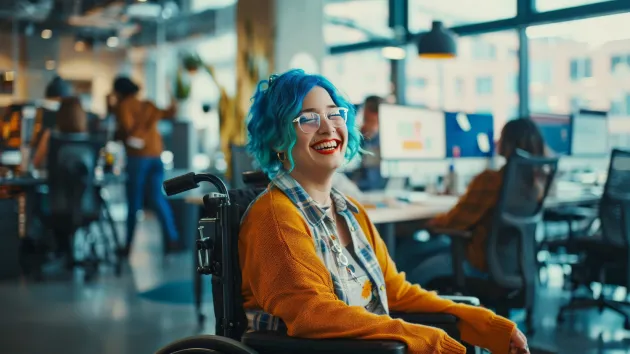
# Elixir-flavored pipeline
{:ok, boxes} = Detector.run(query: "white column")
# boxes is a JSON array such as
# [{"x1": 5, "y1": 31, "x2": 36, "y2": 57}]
[{"x1": 274, "y1": 0, "x2": 325, "y2": 74}]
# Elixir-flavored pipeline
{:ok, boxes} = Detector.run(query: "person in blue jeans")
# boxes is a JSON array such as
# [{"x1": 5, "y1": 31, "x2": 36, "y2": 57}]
[{"x1": 112, "y1": 77, "x2": 180, "y2": 256}]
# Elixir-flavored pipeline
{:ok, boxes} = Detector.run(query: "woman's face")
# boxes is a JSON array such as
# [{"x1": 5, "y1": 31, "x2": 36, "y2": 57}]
[{"x1": 284, "y1": 86, "x2": 348, "y2": 177}]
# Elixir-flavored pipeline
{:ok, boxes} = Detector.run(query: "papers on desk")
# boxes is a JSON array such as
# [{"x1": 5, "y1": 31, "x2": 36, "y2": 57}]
[
  {"x1": 551, "y1": 180, "x2": 598, "y2": 198},
  {"x1": 359, "y1": 191, "x2": 458, "y2": 207}
]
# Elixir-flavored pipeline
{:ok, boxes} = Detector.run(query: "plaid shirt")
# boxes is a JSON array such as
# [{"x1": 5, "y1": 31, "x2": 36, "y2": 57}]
[
  {"x1": 245, "y1": 171, "x2": 389, "y2": 332},
  {"x1": 430, "y1": 168, "x2": 504, "y2": 271}
]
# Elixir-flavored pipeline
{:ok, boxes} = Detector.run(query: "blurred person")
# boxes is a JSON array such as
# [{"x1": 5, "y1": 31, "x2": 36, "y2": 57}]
[
  {"x1": 31, "y1": 76, "x2": 73, "y2": 166},
  {"x1": 33, "y1": 97, "x2": 89, "y2": 266},
  {"x1": 348, "y1": 95, "x2": 387, "y2": 191},
  {"x1": 112, "y1": 76, "x2": 181, "y2": 256},
  {"x1": 408, "y1": 118, "x2": 546, "y2": 287},
  {"x1": 32, "y1": 97, "x2": 89, "y2": 168},
  {"x1": 239, "y1": 69, "x2": 529, "y2": 354}
]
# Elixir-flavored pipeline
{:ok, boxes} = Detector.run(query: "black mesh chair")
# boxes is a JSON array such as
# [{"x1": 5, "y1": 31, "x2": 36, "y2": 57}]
[
  {"x1": 230, "y1": 145, "x2": 255, "y2": 189},
  {"x1": 427, "y1": 150, "x2": 559, "y2": 333},
  {"x1": 158, "y1": 171, "x2": 481, "y2": 354},
  {"x1": 557, "y1": 149, "x2": 630, "y2": 328},
  {"x1": 46, "y1": 132, "x2": 121, "y2": 280}
]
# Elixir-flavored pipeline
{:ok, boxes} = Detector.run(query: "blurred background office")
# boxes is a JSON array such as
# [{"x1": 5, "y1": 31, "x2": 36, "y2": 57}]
[{"x1": 0, "y1": 0, "x2": 630, "y2": 353}]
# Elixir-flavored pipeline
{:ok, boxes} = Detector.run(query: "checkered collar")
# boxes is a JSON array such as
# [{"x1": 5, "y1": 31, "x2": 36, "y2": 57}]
[{"x1": 271, "y1": 170, "x2": 359, "y2": 226}]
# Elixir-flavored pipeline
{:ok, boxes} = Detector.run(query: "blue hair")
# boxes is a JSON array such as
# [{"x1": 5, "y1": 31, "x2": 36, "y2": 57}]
[{"x1": 246, "y1": 69, "x2": 363, "y2": 177}]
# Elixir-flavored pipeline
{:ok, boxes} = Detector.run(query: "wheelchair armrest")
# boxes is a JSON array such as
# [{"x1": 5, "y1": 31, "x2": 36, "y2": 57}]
[
  {"x1": 441, "y1": 295, "x2": 481, "y2": 306},
  {"x1": 390, "y1": 312, "x2": 460, "y2": 343},
  {"x1": 242, "y1": 331, "x2": 406, "y2": 354},
  {"x1": 390, "y1": 312, "x2": 457, "y2": 325},
  {"x1": 390, "y1": 311, "x2": 477, "y2": 354}
]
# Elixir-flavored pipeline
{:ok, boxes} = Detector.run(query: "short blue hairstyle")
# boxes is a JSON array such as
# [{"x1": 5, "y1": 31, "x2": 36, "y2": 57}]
[{"x1": 246, "y1": 69, "x2": 363, "y2": 177}]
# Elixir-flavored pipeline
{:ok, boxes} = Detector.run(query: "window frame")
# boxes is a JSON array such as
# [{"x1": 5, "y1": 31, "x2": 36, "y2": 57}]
[{"x1": 325, "y1": 0, "x2": 630, "y2": 118}]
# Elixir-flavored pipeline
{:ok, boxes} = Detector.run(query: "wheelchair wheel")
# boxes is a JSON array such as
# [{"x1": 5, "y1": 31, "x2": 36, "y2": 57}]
[{"x1": 155, "y1": 335, "x2": 258, "y2": 354}]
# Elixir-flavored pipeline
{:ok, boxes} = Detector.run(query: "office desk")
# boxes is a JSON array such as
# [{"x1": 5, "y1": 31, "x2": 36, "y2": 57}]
[{"x1": 185, "y1": 192, "x2": 601, "y2": 258}]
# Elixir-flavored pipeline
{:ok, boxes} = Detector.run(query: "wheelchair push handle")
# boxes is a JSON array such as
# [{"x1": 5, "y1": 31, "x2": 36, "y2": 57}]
[
  {"x1": 163, "y1": 172, "x2": 231, "y2": 202},
  {"x1": 163, "y1": 172, "x2": 198, "y2": 196}
]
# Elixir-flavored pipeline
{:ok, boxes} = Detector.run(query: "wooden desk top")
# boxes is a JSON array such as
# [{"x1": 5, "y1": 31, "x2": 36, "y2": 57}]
[{"x1": 185, "y1": 192, "x2": 601, "y2": 225}]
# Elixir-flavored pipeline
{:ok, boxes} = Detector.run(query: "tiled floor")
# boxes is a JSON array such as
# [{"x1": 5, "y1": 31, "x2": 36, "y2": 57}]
[{"x1": 0, "y1": 212, "x2": 629, "y2": 354}]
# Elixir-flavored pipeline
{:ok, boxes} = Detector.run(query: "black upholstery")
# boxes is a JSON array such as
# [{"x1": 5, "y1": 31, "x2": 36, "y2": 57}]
[
  {"x1": 45, "y1": 132, "x2": 117, "y2": 280},
  {"x1": 241, "y1": 331, "x2": 406, "y2": 354},
  {"x1": 429, "y1": 150, "x2": 559, "y2": 332},
  {"x1": 47, "y1": 132, "x2": 103, "y2": 225},
  {"x1": 230, "y1": 145, "x2": 256, "y2": 189},
  {"x1": 557, "y1": 149, "x2": 630, "y2": 327}
]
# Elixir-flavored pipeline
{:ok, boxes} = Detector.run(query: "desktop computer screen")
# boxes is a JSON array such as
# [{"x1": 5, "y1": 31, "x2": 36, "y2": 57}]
[
  {"x1": 445, "y1": 112, "x2": 494, "y2": 158},
  {"x1": 378, "y1": 104, "x2": 446, "y2": 160},
  {"x1": 531, "y1": 113, "x2": 571, "y2": 156},
  {"x1": 570, "y1": 109, "x2": 608, "y2": 157}
]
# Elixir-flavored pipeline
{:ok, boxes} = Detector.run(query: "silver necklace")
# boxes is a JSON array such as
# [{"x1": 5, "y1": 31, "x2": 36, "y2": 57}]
[{"x1": 321, "y1": 205, "x2": 361, "y2": 284}]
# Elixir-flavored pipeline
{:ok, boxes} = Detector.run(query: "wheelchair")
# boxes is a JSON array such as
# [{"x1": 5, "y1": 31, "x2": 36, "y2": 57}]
[{"x1": 156, "y1": 171, "x2": 481, "y2": 354}]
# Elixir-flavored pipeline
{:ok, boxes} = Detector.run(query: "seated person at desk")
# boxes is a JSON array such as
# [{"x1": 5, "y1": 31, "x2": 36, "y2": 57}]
[
  {"x1": 31, "y1": 76, "x2": 74, "y2": 165},
  {"x1": 240, "y1": 70, "x2": 528, "y2": 354},
  {"x1": 408, "y1": 118, "x2": 546, "y2": 287},
  {"x1": 32, "y1": 97, "x2": 89, "y2": 169},
  {"x1": 347, "y1": 95, "x2": 387, "y2": 191},
  {"x1": 31, "y1": 97, "x2": 89, "y2": 265}
]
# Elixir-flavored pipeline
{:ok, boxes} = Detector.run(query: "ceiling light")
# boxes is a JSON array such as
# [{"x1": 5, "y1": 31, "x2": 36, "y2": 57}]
[
  {"x1": 41, "y1": 29, "x2": 52, "y2": 39},
  {"x1": 417, "y1": 21, "x2": 457, "y2": 59},
  {"x1": 381, "y1": 46, "x2": 406, "y2": 60},
  {"x1": 106, "y1": 36, "x2": 119, "y2": 48}
]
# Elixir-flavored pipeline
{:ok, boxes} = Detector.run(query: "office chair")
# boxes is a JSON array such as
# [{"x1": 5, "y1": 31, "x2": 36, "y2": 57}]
[
  {"x1": 46, "y1": 132, "x2": 121, "y2": 280},
  {"x1": 538, "y1": 206, "x2": 598, "y2": 288},
  {"x1": 427, "y1": 150, "x2": 559, "y2": 334},
  {"x1": 159, "y1": 171, "x2": 481, "y2": 354},
  {"x1": 557, "y1": 149, "x2": 630, "y2": 329},
  {"x1": 229, "y1": 144, "x2": 255, "y2": 189}
]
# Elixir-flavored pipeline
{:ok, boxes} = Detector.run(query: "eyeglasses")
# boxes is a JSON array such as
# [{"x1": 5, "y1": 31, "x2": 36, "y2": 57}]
[{"x1": 292, "y1": 107, "x2": 348, "y2": 134}]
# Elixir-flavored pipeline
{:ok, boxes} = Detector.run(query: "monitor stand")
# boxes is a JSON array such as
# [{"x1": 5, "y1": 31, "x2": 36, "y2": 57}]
[{"x1": 385, "y1": 177, "x2": 407, "y2": 192}]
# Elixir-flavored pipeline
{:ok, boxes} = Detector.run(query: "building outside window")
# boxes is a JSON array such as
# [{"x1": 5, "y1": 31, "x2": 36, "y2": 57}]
[{"x1": 476, "y1": 77, "x2": 493, "y2": 94}]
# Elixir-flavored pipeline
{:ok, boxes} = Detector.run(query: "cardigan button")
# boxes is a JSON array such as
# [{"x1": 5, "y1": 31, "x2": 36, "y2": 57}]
[{"x1": 379, "y1": 285, "x2": 385, "y2": 291}]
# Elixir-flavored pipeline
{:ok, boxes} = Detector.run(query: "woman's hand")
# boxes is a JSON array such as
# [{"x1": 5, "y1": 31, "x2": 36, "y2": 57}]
[{"x1": 510, "y1": 327, "x2": 529, "y2": 354}]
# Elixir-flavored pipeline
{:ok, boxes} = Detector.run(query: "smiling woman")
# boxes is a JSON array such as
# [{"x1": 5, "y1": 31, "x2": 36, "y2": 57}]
[
  {"x1": 246, "y1": 69, "x2": 362, "y2": 178},
  {"x1": 239, "y1": 69, "x2": 520, "y2": 354}
]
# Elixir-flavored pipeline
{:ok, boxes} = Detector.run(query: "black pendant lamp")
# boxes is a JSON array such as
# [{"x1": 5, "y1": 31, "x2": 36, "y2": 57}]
[{"x1": 417, "y1": 21, "x2": 457, "y2": 59}]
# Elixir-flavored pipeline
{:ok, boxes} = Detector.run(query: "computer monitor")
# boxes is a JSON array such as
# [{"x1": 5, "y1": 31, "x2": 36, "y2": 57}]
[
  {"x1": 531, "y1": 113, "x2": 571, "y2": 156},
  {"x1": 378, "y1": 104, "x2": 446, "y2": 160},
  {"x1": 570, "y1": 109, "x2": 609, "y2": 157},
  {"x1": 444, "y1": 112, "x2": 494, "y2": 158}
]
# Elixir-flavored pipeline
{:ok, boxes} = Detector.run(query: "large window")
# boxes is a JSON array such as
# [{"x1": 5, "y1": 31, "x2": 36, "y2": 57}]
[
  {"x1": 408, "y1": 0, "x2": 516, "y2": 33},
  {"x1": 324, "y1": 0, "x2": 390, "y2": 46},
  {"x1": 527, "y1": 13, "x2": 630, "y2": 147},
  {"x1": 535, "y1": 0, "x2": 615, "y2": 12},
  {"x1": 405, "y1": 31, "x2": 519, "y2": 132},
  {"x1": 527, "y1": 13, "x2": 630, "y2": 115},
  {"x1": 323, "y1": 48, "x2": 392, "y2": 104}
]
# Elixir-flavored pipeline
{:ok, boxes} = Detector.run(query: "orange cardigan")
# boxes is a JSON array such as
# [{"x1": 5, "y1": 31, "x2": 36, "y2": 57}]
[{"x1": 239, "y1": 187, "x2": 515, "y2": 354}]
